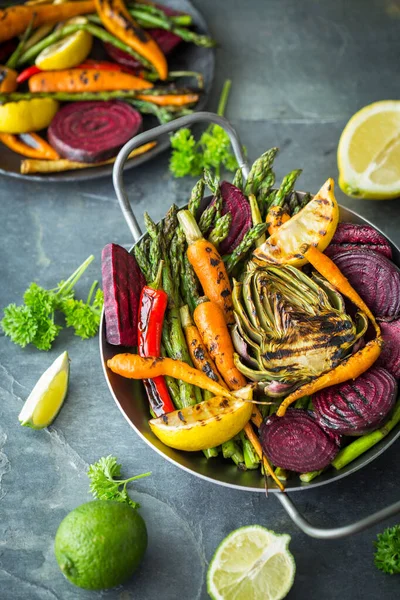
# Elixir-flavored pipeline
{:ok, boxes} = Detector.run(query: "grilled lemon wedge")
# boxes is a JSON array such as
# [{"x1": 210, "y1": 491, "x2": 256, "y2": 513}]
[
  {"x1": 253, "y1": 178, "x2": 339, "y2": 267},
  {"x1": 149, "y1": 396, "x2": 253, "y2": 452}
]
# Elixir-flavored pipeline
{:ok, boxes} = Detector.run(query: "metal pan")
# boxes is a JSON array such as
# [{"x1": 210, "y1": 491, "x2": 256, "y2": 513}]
[{"x1": 100, "y1": 112, "x2": 400, "y2": 539}]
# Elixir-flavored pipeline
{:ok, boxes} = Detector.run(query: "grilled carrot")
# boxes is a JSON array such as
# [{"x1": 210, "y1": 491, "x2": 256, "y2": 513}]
[
  {"x1": 178, "y1": 209, "x2": 235, "y2": 325},
  {"x1": 0, "y1": 1, "x2": 95, "y2": 43},
  {"x1": 0, "y1": 66, "x2": 17, "y2": 93},
  {"x1": 28, "y1": 69, "x2": 153, "y2": 93},
  {"x1": 266, "y1": 206, "x2": 291, "y2": 236},
  {"x1": 0, "y1": 132, "x2": 59, "y2": 159},
  {"x1": 95, "y1": 0, "x2": 168, "y2": 80},
  {"x1": 303, "y1": 244, "x2": 380, "y2": 334},
  {"x1": 137, "y1": 93, "x2": 199, "y2": 106},
  {"x1": 276, "y1": 337, "x2": 383, "y2": 417},
  {"x1": 107, "y1": 353, "x2": 254, "y2": 403},
  {"x1": 193, "y1": 299, "x2": 247, "y2": 390},
  {"x1": 180, "y1": 305, "x2": 227, "y2": 398}
]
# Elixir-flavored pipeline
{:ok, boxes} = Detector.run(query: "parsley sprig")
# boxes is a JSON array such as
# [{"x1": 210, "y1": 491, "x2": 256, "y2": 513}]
[
  {"x1": 88, "y1": 456, "x2": 151, "y2": 509},
  {"x1": 1, "y1": 255, "x2": 103, "y2": 351},
  {"x1": 374, "y1": 524, "x2": 400, "y2": 574},
  {"x1": 169, "y1": 80, "x2": 242, "y2": 178}
]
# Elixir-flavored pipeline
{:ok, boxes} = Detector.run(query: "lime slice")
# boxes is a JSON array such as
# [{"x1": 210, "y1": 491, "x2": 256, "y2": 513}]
[
  {"x1": 338, "y1": 100, "x2": 400, "y2": 199},
  {"x1": 207, "y1": 526, "x2": 295, "y2": 600},
  {"x1": 19, "y1": 351, "x2": 70, "y2": 429},
  {"x1": 35, "y1": 29, "x2": 93, "y2": 70}
]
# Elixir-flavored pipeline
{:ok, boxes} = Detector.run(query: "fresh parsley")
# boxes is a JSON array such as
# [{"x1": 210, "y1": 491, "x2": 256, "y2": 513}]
[
  {"x1": 374, "y1": 524, "x2": 400, "y2": 574},
  {"x1": 88, "y1": 455, "x2": 151, "y2": 510},
  {"x1": 169, "y1": 80, "x2": 242, "y2": 178},
  {"x1": 1, "y1": 255, "x2": 103, "y2": 351}
]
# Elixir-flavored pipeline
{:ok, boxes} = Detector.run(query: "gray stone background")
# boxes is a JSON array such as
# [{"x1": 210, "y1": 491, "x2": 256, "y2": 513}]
[{"x1": 1, "y1": 0, "x2": 400, "y2": 598}]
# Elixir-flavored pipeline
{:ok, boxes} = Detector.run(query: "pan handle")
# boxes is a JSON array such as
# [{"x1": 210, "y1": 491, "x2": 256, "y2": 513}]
[
  {"x1": 276, "y1": 491, "x2": 400, "y2": 539},
  {"x1": 113, "y1": 111, "x2": 249, "y2": 242}
]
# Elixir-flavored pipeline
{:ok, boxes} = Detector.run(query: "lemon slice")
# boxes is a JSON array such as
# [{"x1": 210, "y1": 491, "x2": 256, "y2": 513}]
[
  {"x1": 149, "y1": 396, "x2": 253, "y2": 451},
  {"x1": 19, "y1": 351, "x2": 70, "y2": 429},
  {"x1": 35, "y1": 29, "x2": 93, "y2": 70},
  {"x1": 338, "y1": 100, "x2": 400, "y2": 199},
  {"x1": 207, "y1": 526, "x2": 296, "y2": 600},
  {"x1": 253, "y1": 178, "x2": 339, "y2": 267}
]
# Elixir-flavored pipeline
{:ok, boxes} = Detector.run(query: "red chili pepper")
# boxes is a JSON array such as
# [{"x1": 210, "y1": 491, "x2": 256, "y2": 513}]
[
  {"x1": 138, "y1": 261, "x2": 175, "y2": 416},
  {"x1": 16, "y1": 65, "x2": 42, "y2": 84}
]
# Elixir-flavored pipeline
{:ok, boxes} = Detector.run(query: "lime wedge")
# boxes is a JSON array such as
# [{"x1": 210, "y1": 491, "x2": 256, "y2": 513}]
[
  {"x1": 207, "y1": 525, "x2": 295, "y2": 600},
  {"x1": 19, "y1": 351, "x2": 70, "y2": 429}
]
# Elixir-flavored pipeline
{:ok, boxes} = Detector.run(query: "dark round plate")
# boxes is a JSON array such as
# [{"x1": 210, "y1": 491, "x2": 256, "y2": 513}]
[{"x1": 0, "y1": 0, "x2": 215, "y2": 182}]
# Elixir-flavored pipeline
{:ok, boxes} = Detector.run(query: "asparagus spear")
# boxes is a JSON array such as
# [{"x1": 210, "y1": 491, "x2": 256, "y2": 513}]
[
  {"x1": 224, "y1": 223, "x2": 268, "y2": 273},
  {"x1": 198, "y1": 202, "x2": 217, "y2": 234},
  {"x1": 163, "y1": 205, "x2": 179, "y2": 254},
  {"x1": 188, "y1": 178, "x2": 205, "y2": 216},
  {"x1": 203, "y1": 168, "x2": 219, "y2": 195},
  {"x1": 294, "y1": 396, "x2": 311, "y2": 409},
  {"x1": 181, "y1": 254, "x2": 200, "y2": 312},
  {"x1": 332, "y1": 400, "x2": 400, "y2": 470},
  {"x1": 270, "y1": 169, "x2": 302, "y2": 208},
  {"x1": 299, "y1": 469, "x2": 323, "y2": 483},
  {"x1": 245, "y1": 148, "x2": 279, "y2": 195},
  {"x1": 203, "y1": 447, "x2": 219, "y2": 459},
  {"x1": 240, "y1": 431, "x2": 260, "y2": 469},
  {"x1": 17, "y1": 23, "x2": 154, "y2": 70},
  {"x1": 248, "y1": 194, "x2": 266, "y2": 247},
  {"x1": 133, "y1": 240, "x2": 152, "y2": 283},
  {"x1": 274, "y1": 467, "x2": 289, "y2": 481},
  {"x1": 232, "y1": 168, "x2": 243, "y2": 190},
  {"x1": 222, "y1": 439, "x2": 245, "y2": 469},
  {"x1": 293, "y1": 192, "x2": 312, "y2": 215},
  {"x1": 208, "y1": 213, "x2": 232, "y2": 248}
]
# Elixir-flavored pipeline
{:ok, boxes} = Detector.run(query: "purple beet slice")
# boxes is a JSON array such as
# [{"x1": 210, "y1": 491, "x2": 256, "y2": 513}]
[
  {"x1": 104, "y1": 28, "x2": 181, "y2": 70},
  {"x1": 47, "y1": 101, "x2": 142, "y2": 163},
  {"x1": 260, "y1": 409, "x2": 340, "y2": 472},
  {"x1": 325, "y1": 222, "x2": 392, "y2": 260},
  {"x1": 331, "y1": 248, "x2": 400, "y2": 319},
  {"x1": 102, "y1": 243, "x2": 146, "y2": 347},
  {"x1": 376, "y1": 319, "x2": 400, "y2": 378},
  {"x1": 313, "y1": 367, "x2": 397, "y2": 436}
]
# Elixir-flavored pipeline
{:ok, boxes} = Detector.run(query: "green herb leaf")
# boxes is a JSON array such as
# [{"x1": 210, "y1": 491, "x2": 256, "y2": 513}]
[
  {"x1": 88, "y1": 455, "x2": 151, "y2": 510},
  {"x1": 374, "y1": 524, "x2": 400, "y2": 574},
  {"x1": 62, "y1": 288, "x2": 104, "y2": 340},
  {"x1": 1, "y1": 304, "x2": 38, "y2": 348}
]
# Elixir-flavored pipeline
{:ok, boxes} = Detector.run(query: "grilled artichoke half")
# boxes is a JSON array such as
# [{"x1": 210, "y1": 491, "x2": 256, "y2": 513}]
[{"x1": 232, "y1": 263, "x2": 367, "y2": 395}]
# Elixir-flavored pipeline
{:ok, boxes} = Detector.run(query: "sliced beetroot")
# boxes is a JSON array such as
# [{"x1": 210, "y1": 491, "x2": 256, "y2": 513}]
[
  {"x1": 376, "y1": 319, "x2": 400, "y2": 378},
  {"x1": 326, "y1": 223, "x2": 392, "y2": 260},
  {"x1": 313, "y1": 367, "x2": 397, "y2": 436},
  {"x1": 104, "y1": 28, "x2": 181, "y2": 70},
  {"x1": 331, "y1": 248, "x2": 400, "y2": 319},
  {"x1": 260, "y1": 409, "x2": 340, "y2": 472},
  {"x1": 47, "y1": 101, "x2": 142, "y2": 163},
  {"x1": 204, "y1": 182, "x2": 252, "y2": 255},
  {"x1": 102, "y1": 243, "x2": 146, "y2": 347}
]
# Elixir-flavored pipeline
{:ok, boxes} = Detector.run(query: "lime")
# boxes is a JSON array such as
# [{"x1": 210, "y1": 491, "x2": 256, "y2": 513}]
[
  {"x1": 207, "y1": 525, "x2": 295, "y2": 600},
  {"x1": 338, "y1": 100, "x2": 400, "y2": 199},
  {"x1": 35, "y1": 28, "x2": 93, "y2": 70},
  {"x1": 19, "y1": 350, "x2": 69, "y2": 429},
  {"x1": 54, "y1": 500, "x2": 147, "y2": 590}
]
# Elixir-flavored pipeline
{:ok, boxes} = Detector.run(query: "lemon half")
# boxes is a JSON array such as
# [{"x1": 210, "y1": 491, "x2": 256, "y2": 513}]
[
  {"x1": 36, "y1": 29, "x2": 92, "y2": 70},
  {"x1": 338, "y1": 100, "x2": 400, "y2": 200},
  {"x1": 149, "y1": 395, "x2": 253, "y2": 451}
]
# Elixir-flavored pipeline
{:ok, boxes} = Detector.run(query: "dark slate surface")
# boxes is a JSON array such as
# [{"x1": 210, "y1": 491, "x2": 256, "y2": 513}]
[{"x1": 1, "y1": 1, "x2": 400, "y2": 598}]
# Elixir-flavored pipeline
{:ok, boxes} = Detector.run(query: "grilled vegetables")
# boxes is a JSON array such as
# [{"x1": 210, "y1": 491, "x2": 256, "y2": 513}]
[{"x1": 232, "y1": 264, "x2": 361, "y2": 386}]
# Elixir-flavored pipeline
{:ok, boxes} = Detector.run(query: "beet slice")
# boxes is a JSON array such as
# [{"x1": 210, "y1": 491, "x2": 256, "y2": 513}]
[
  {"x1": 102, "y1": 243, "x2": 146, "y2": 347},
  {"x1": 104, "y1": 28, "x2": 181, "y2": 70},
  {"x1": 331, "y1": 248, "x2": 400, "y2": 319},
  {"x1": 47, "y1": 101, "x2": 142, "y2": 163},
  {"x1": 313, "y1": 367, "x2": 397, "y2": 436},
  {"x1": 326, "y1": 223, "x2": 392, "y2": 260},
  {"x1": 376, "y1": 319, "x2": 400, "y2": 378},
  {"x1": 260, "y1": 409, "x2": 340, "y2": 472}
]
